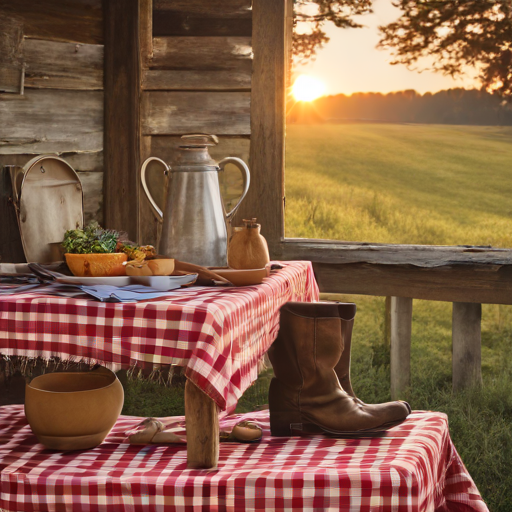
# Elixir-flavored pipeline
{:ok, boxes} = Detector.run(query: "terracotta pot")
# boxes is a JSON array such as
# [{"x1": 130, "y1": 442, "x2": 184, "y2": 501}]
[
  {"x1": 25, "y1": 366, "x2": 124, "y2": 451},
  {"x1": 65, "y1": 253, "x2": 128, "y2": 277},
  {"x1": 227, "y1": 218, "x2": 270, "y2": 270}
]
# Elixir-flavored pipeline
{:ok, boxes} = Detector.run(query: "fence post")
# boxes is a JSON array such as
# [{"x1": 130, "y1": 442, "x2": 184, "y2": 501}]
[
  {"x1": 390, "y1": 297, "x2": 413, "y2": 399},
  {"x1": 452, "y1": 302, "x2": 482, "y2": 392}
]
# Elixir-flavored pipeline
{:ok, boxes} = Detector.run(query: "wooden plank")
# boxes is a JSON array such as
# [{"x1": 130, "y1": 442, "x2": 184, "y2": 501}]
[
  {"x1": 138, "y1": 0, "x2": 155, "y2": 246},
  {"x1": 143, "y1": 70, "x2": 251, "y2": 91},
  {"x1": 390, "y1": 297, "x2": 412, "y2": 400},
  {"x1": 23, "y1": 39, "x2": 103, "y2": 90},
  {"x1": 236, "y1": 0, "x2": 290, "y2": 248},
  {"x1": 142, "y1": 91, "x2": 250, "y2": 135},
  {"x1": 1, "y1": 0, "x2": 103, "y2": 45},
  {"x1": 153, "y1": 11, "x2": 251, "y2": 37},
  {"x1": 452, "y1": 303, "x2": 482, "y2": 392},
  {"x1": 0, "y1": 15, "x2": 24, "y2": 94},
  {"x1": 280, "y1": 239, "x2": 512, "y2": 267},
  {"x1": 185, "y1": 380, "x2": 219, "y2": 469},
  {"x1": 0, "y1": 152, "x2": 103, "y2": 173},
  {"x1": 0, "y1": 165, "x2": 25, "y2": 263},
  {"x1": 151, "y1": 37, "x2": 252, "y2": 72},
  {"x1": 153, "y1": 0, "x2": 251, "y2": 17},
  {"x1": 139, "y1": 136, "x2": 159, "y2": 246},
  {"x1": 151, "y1": 136, "x2": 250, "y2": 164},
  {"x1": 104, "y1": 0, "x2": 141, "y2": 240},
  {"x1": 79, "y1": 171, "x2": 104, "y2": 225},
  {"x1": 308, "y1": 261, "x2": 512, "y2": 305},
  {"x1": 140, "y1": 0, "x2": 153, "y2": 69},
  {"x1": 0, "y1": 89, "x2": 103, "y2": 154}
]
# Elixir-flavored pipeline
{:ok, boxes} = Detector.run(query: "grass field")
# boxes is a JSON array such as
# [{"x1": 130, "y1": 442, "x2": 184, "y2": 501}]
[
  {"x1": 285, "y1": 123, "x2": 512, "y2": 246},
  {"x1": 124, "y1": 123, "x2": 512, "y2": 510}
]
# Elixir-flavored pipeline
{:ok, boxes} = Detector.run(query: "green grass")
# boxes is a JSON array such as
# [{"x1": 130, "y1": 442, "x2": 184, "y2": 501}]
[
  {"x1": 285, "y1": 123, "x2": 512, "y2": 247},
  {"x1": 123, "y1": 123, "x2": 512, "y2": 510}
]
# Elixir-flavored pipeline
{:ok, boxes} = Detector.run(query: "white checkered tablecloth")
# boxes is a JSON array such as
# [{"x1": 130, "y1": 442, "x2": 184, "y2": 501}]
[
  {"x1": 0, "y1": 262, "x2": 319, "y2": 412},
  {"x1": 0, "y1": 406, "x2": 488, "y2": 512}
]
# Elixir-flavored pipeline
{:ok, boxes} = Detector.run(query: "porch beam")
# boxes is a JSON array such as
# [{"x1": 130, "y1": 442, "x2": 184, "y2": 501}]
[{"x1": 104, "y1": 0, "x2": 142, "y2": 240}]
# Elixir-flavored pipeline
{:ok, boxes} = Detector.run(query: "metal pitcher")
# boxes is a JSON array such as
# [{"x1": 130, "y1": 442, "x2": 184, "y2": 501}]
[{"x1": 141, "y1": 134, "x2": 250, "y2": 267}]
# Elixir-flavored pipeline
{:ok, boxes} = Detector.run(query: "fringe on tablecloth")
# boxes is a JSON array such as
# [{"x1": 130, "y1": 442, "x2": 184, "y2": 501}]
[{"x1": 0, "y1": 355, "x2": 188, "y2": 387}]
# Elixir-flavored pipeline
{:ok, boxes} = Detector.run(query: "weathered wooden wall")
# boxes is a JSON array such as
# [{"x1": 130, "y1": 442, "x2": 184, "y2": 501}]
[
  {"x1": 0, "y1": 0, "x2": 104, "y2": 228},
  {"x1": 138, "y1": 0, "x2": 252, "y2": 246},
  {"x1": 1, "y1": 0, "x2": 254, "y2": 251}
]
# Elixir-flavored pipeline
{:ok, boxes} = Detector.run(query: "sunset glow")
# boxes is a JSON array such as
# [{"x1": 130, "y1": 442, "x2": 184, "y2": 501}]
[{"x1": 292, "y1": 75, "x2": 326, "y2": 102}]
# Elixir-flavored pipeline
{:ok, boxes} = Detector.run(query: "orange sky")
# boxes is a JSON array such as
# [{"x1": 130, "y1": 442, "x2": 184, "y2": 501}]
[{"x1": 294, "y1": 0, "x2": 478, "y2": 96}]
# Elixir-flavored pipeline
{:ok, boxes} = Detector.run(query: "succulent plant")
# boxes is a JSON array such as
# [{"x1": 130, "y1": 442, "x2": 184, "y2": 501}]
[{"x1": 62, "y1": 222, "x2": 119, "y2": 254}]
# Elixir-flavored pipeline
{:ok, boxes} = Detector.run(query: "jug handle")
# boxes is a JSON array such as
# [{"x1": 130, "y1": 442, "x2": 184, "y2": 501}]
[
  {"x1": 141, "y1": 156, "x2": 170, "y2": 221},
  {"x1": 218, "y1": 157, "x2": 251, "y2": 220}
]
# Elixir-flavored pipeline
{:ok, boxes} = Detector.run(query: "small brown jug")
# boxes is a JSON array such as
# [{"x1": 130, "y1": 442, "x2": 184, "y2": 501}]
[{"x1": 228, "y1": 218, "x2": 270, "y2": 269}]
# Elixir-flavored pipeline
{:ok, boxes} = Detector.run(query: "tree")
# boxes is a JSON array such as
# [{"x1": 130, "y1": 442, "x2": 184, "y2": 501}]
[
  {"x1": 378, "y1": 1, "x2": 512, "y2": 99},
  {"x1": 293, "y1": 0, "x2": 373, "y2": 62}
]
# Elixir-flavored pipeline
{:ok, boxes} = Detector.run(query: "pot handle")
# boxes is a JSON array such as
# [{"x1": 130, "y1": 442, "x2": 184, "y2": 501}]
[
  {"x1": 141, "y1": 157, "x2": 170, "y2": 221},
  {"x1": 218, "y1": 157, "x2": 251, "y2": 220}
]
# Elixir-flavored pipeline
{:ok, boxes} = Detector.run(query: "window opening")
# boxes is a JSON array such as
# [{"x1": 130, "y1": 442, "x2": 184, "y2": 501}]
[{"x1": 285, "y1": 0, "x2": 512, "y2": 248}]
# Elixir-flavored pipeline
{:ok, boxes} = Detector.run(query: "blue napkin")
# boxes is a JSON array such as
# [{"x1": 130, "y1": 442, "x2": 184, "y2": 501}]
[{"x1": 80, "y1": 284, "x2": 182, "y2": 302}]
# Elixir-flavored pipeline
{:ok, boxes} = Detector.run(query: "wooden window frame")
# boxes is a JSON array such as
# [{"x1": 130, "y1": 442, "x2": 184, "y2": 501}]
[{"x1": 243, "y1": 0, "x2": 512, "y2": 303}]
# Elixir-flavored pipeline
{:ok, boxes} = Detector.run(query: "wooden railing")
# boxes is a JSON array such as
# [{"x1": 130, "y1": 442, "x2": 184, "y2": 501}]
[{"x1": 277, "y1": 239, "x2": 512, "y2": 396}]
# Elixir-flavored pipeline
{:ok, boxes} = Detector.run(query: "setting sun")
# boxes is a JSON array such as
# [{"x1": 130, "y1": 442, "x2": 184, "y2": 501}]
[{"x1": 292, "y1": 75, "x2": 326, "y2": 102}]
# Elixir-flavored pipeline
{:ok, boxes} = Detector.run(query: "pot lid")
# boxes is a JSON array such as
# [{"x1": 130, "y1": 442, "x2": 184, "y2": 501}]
[{"x1": 18, "y1": 155, "x2": 83, "y2": 263}]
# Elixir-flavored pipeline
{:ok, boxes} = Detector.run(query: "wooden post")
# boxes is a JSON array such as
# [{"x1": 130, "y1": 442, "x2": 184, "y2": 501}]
[
  {"x1": 390, "y1": 297, "x2": 413, "y2": 399},
  {"x1": 238, "y1": 0, "x2": 291, "y2": 255},
  {"x1": 452, "y1": 302, "x2": 482, "y2": 392},
  {"x1": 104, "y1": 0, "x2": 142, "y2": 240},
  {"x1": 185, "y1": 379, "x2": 219, "y2": 469}
]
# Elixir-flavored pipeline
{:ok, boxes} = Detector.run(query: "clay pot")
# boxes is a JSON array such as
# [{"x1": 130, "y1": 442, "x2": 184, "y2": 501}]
[
  {"x1": 65, "y1": 253, "x2": 128, "y2": 277},
  {"x1": 227, "y1": 218, "x2": 270, "y2": 270},
  {"x1": 25, "y1": 366, "x2": 124, "y2": 451}
]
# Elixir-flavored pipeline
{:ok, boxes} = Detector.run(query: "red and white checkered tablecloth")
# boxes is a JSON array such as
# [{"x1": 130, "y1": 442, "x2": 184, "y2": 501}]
[
  {"x1": 0, "y1": 405, "x2": 488, "y2": 512},
  {"x1": 0, "y1": 262, "x2": 318, "y2": 412}
]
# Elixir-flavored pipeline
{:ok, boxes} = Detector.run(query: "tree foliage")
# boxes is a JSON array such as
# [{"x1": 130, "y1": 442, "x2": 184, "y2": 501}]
[
  {"x1": 378, "y1": 1, "x2": 512, "y2": 99},
  {"x1": 292, "y1": 0, "x2": 373, "y2": 63},
  {"x1": 294, "y1": 1, "x2": 512, "y2": 100}
]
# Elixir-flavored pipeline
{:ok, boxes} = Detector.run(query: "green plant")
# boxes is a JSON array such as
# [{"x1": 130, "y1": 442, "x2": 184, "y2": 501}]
[{"x1": 62, "y1": 222, "x2": 119, "y2": 254}]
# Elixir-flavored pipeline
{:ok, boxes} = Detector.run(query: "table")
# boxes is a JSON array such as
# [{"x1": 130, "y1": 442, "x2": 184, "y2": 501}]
[
  {"x1": 0, "y1": 405, "x2": 488, "y2": 512},
  {"x1": 0, "y1": 261, "x2": 319, "y2": 468}
]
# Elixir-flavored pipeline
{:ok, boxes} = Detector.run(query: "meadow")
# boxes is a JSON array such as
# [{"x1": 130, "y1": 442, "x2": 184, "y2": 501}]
[
  {"x1": 285, "y1": 123, "x2": 512, "y2": 247},
  {"x1": 124, "y1": 123, "x2": 512, "y2": 510}
]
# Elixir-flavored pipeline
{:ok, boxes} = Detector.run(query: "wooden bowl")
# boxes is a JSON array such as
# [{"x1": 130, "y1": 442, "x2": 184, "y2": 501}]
[
  {"x1": 65, "y1": 253, "x2": 128, "y2": 277},
  {"x1": 209, "y1": 266, "x2": 270, "y2": 286},
  {"x1": 25, "y1": 367, "x2": 124, "y2": 451}
]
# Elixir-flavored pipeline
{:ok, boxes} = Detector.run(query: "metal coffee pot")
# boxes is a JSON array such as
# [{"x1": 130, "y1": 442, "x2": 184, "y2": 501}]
[{"x1": 141, "y1": 134, "x2": 250, "y2": 267}]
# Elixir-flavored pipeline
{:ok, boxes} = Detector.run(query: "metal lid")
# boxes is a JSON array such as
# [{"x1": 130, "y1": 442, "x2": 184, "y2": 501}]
[{"x1": 17, "y1": 155, "x2": 83, "y2": 263}]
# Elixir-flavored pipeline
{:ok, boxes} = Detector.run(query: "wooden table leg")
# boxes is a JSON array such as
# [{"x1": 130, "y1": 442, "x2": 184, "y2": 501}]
[{"x1": 185, "y1": 379, "x2": 219, "y2": 469}]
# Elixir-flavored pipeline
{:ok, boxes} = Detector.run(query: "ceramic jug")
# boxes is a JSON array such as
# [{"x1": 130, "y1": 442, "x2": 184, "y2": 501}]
[
  {"x1": 228, "y1": 218, "x2": 270, "y2": 269},
  {"x1": 141, "y1": 134, "x2": 250, "y2": 267}
]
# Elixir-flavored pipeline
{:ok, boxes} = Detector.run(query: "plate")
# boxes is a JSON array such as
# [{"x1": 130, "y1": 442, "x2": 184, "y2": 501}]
[
  {"x1": 130, "y1": 274, "x2": 198, "y2": 291},
  {"x1": 208, "y1": 267, "x2": 270, "y2": 286},
  {"x1": 56, "y1": 276, "x2": 132, "y2": 286},
  {"x1": 55, "y1": 274, "x2": 198, "y2": 290}
]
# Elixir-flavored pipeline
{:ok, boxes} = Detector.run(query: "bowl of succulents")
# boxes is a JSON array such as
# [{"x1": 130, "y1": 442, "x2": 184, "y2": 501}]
[{"x1": 62, "y1": 222, "x2": 156, "y2": 277}]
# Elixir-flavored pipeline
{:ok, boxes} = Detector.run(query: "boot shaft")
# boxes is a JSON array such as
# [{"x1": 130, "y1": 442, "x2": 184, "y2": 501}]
[{"x1": 268, "y1": 301, "x2": 356, "y2": 395}]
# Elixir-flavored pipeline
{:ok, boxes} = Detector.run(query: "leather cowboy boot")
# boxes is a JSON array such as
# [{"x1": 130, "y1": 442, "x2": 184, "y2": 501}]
[{"x1": 268, "y1": 301, "x2": 411, "y2": 436}]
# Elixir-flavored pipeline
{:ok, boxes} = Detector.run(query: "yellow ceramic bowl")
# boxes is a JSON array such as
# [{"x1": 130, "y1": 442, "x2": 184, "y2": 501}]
[
  {"x1": 25, "y1": 367, "x2": 124, "y2": 451},
  {"x1": 65, "y1": 253, "x2": 127, "y2": 277}
]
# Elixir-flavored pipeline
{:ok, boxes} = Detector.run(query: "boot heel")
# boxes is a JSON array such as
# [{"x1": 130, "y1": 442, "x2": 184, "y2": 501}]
[
  {"x1": 270, "y1": 411, "x2": 303, "y2": 436},
  {"x1": 269, "y1": 378, "x2": 303, "y2": 436}
]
